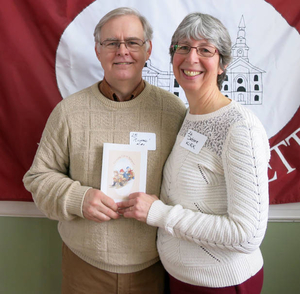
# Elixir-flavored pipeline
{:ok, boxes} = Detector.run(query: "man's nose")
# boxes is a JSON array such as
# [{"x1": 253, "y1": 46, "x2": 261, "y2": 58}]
[{"x1": 117, "y1": 42, "x2": 129, "y2": 54}]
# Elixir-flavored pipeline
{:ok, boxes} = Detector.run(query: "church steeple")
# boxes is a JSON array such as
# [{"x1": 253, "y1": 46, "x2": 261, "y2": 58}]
[{"x1": 232, "y1": 16, "x2": 249, "y2": 61}]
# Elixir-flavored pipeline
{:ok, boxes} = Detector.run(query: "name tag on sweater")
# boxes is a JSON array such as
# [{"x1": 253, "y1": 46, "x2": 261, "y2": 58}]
[
  {"x1": 180, "y1": 129, "x2": 207, "y2": 154},
  {"x1": 130, "y1": 132, "x2": 156, "y2": 150}
]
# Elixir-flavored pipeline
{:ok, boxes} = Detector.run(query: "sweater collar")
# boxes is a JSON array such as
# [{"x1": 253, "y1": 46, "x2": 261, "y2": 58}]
[{"x1": 99, "y1": 78, "x2": 145, "y2": 102}]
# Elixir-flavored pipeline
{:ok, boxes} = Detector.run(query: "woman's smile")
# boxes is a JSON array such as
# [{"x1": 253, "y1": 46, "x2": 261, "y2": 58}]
[{"x1": 182, "y1": 69, "x2": 203, "y2": 77}]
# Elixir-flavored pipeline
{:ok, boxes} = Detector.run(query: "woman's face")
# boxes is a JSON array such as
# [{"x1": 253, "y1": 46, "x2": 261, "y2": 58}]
[{"x1": 172, "y1": 38, "x2": 223, "y2": 95}]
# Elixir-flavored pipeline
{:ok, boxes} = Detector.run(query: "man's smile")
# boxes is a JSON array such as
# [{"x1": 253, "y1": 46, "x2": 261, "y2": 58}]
[{"x1": 114, "y1": 62, "x2": 133, "y2": 65}]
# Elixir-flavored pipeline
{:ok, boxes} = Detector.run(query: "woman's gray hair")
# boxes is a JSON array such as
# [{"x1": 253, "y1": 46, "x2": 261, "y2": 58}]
[
  {"x1": 94, "y1": 7, "x2": 153, "y2": 51},
  {"x1": 170, "y1": 13, "x2": 232, "y2": 90}
]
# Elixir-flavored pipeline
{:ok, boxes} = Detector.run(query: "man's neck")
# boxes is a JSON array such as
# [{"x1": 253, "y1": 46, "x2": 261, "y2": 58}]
[
  {"x1": 111, "y1": 82, "x2": 135, "y2": 101},
  {"x1": 101, "y1": 78, "x2": 144, "y2": 102}
]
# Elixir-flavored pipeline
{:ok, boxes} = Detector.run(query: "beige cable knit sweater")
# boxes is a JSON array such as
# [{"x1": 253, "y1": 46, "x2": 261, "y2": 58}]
[{"x1": 23, "y1": 81, "x2": 186, "y2": 273}]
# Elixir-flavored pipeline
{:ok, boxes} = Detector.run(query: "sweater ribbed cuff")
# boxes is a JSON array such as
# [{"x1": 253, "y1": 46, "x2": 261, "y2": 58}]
[
  {"x1": 66, "y1": 185, "x2": 91, "y2": 218},
  {"x1": 147, "y1": 200, "x2": 172, "y2": 228}
]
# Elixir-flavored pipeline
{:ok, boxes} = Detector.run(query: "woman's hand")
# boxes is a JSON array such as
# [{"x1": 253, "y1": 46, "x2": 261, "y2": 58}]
[{"x1": 117, "y1": 192, "x2": 158, "y2": 222}]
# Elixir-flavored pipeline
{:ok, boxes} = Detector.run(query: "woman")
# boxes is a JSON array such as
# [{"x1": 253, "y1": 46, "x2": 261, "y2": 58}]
[{"x1": 118, "y1": 12, "x2": 270, "y2": 294}]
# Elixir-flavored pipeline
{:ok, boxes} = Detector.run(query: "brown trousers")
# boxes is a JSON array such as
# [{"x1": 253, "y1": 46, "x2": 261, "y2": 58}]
[{"x1": 61, "y1": 243, "x2": 167, "y2": 294}]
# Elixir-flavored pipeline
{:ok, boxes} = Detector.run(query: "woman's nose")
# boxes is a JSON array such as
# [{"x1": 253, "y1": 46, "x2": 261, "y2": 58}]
[{"x1": 185, "y1": 47, "x2": 200, "y2": 62}]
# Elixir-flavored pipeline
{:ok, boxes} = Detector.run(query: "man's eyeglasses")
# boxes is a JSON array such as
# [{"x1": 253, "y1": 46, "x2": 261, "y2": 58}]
[
  {"x1": 171, "y1": 44, "x2": 218, "y2": 58},
  {"x1": 99, "y1": 39, "x2": 147, "y2": 52}
]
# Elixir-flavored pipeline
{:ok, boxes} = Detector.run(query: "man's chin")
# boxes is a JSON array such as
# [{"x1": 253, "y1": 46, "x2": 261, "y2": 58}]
[{"x1": 108, "y1": 75, "x2": 139, "y2": 84}]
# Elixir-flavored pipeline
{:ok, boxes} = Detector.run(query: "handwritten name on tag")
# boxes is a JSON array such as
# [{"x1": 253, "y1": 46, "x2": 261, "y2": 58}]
[
  {"x1": 130, "y1": 132, "x2": 156, "y2": 150},
  {"x1": 180, "y1": 129, "x2": 207, "y2": 154}
]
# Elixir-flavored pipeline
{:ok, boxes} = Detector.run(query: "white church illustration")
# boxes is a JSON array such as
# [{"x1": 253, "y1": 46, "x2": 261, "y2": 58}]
[
  {"x1": 142, "y1": 16, "x2": 265, "y2": 106},
  {"x1": 222, "y1": 16, "x2": 265, "y2": 105}
]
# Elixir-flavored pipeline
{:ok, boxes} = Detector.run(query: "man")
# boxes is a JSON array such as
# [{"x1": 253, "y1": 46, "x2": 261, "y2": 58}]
[{"x1": 23, "y1": 7, "x2": 186, "y2": 294}]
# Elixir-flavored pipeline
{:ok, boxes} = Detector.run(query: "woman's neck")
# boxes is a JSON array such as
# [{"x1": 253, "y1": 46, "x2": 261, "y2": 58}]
[{"x1": 187, "y1": 88, "x2": 231, "y2": 115}]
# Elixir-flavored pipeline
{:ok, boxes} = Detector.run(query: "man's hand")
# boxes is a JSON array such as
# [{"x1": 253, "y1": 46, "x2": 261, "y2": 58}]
[
  {"x1": 82, "y1": 189, "x2": 120, "y2": 222},
  {"x1": 117, "y1": 192, "x2": 158, "y2": 223}
]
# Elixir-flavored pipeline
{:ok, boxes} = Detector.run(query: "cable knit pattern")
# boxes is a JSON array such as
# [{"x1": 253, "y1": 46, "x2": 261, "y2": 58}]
[
  {"x1": 147, "y1": 100, "x2": 270, "y2": 287},
  {"x1": 23, "y1": 81, "x2": 186, "y2": 273}
]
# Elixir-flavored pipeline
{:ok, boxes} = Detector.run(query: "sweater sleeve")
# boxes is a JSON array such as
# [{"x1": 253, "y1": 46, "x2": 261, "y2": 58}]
[
  {"x1": 23, "y1": 102, "x2": 90, "y2": 221},
  {"x1": 147, "y1": 119, "x2": 270, "y2": 254}
]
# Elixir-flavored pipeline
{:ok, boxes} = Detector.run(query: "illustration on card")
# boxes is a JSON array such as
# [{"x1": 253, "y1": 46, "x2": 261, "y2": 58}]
[
  {"x1": 111, "y1": 164, "x2": 135, "y2": 190},
  {"x1": 107, "y1": 153, "x2": 139, "y2": 201},
  {"x1": 101, "y1": 143, "x2": 147, "y2": 202}
]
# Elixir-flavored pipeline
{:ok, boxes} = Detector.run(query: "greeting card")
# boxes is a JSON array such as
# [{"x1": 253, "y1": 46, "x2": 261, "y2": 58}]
[{"x1": 101, "y1": 143, "x2": 148, "y2": 202}]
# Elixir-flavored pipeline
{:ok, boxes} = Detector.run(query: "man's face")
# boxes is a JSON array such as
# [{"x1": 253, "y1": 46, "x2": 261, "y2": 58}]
[{"x1": 95, "y1": 15, "x2": 152, "y2": 88}]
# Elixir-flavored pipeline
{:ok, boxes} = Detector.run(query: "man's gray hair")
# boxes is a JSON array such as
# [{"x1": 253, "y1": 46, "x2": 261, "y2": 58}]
[{"x1": 94, "y1": 7, "x2": 153, "y2": 51}]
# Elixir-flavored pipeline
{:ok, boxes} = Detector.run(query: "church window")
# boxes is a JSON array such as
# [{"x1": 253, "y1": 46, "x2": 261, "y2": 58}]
[
  {"x1": 224, "y1": 85, "x2": 228, "y2": 91},
  {"x1": 254, "y1": 75, "x2": 259, "y2": 82},
  {"x1": 174, "y1": 79, "x2": 179, "y2": 88},
  {"x1": 237, "y1": 86, "x2": 246, "y2": 92},
  {"x1": 237, "y1": 78, "x2": 243, "y2": 84},
  {"x1": 255, "y1": 85, "x2": 259, "y2": 91},
  {"x1": 254, "y1": 95, "x2": 260, "y2": 101}
]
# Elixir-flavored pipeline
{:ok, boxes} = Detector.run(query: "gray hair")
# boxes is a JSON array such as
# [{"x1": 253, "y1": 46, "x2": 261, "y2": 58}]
[
  {"x1": 94, "y1": 7, "x2": 153, "y2": 51},
  {"x1": 170, "y1": 13, "x2": 232, "y2": 90}
]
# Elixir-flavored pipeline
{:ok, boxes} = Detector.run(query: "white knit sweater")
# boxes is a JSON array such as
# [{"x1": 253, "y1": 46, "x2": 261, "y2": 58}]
[{"x1": 147, "y1": 100, "x2": 270, "y2": 287}]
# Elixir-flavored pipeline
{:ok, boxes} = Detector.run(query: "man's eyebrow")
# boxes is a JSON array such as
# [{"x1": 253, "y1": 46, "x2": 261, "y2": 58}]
[
  {"x1": 102, "y1": 37, "x2": 119, "y2": 41},
  {"x1": 124, "y1": 37, "x2": 142, "y2": 40},
  {"x1": 102, "y1": 37, "x2": 142, "y2": 41}
]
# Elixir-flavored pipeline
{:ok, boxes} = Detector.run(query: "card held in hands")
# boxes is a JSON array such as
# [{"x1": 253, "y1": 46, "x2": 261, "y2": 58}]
[{"x1": 101, "y1": 143, "x2": 148, "y2": 202}]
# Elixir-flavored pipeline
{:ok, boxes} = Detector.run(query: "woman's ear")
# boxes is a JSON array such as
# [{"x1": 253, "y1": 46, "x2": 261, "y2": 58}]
[{"x1": 218, "y1": 64, "x2": 228, "y2": 75}]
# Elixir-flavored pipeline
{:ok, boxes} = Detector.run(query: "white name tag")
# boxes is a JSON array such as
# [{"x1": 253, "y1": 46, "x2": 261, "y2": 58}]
[
  {"x1": 130, "y1": 132, "x2": 156, "y2": 151},
  {"x1": 180, "y1": 129, "x2": 207, "y2": 154}
]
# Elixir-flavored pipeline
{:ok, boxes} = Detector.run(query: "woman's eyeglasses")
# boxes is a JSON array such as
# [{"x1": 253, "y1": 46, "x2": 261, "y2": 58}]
[{"x1": 171, "y1": 44, "x2": 218, "y2": 58}]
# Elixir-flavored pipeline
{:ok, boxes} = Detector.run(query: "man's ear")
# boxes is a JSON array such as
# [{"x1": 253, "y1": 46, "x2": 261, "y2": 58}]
[
  {"x1": 146, "y1": 40, "x2": 152, "y2": 59},
  {"x1": 95, "y1": 43, "x2": 101, "y2": 61}
]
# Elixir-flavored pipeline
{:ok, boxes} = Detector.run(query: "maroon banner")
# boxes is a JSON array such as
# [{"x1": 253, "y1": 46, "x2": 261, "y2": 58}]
[
  {"x1": 265, "y1": 0, "x2": 300, "y2": 204},
  {"x1": 0, "y1": 0, "x2": 299, "y2": 205},
  {"x1": 0, "y1": 0, "x2": 94, "y2": 201}
]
